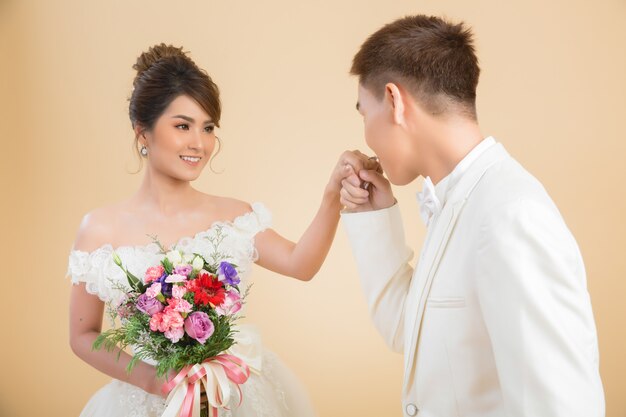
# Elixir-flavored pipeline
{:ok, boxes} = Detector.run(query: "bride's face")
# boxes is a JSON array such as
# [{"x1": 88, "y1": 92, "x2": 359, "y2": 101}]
[{"x1": 140, "y1": 94, "x2": 217, "y2": 182}]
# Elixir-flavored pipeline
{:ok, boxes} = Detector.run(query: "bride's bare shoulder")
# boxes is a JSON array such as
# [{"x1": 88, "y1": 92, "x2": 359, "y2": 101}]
[
  {"x1": 72, "y1": 201, "x2": 128, "y2": 252},
  {"x1": 197, "y1": 193, "x2": 253, "y2": 222}
]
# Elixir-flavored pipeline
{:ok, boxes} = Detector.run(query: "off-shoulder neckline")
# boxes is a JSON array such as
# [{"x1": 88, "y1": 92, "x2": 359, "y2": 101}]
[{"x1": 70, "y1": 202, "x2": 267, "y2": 257}]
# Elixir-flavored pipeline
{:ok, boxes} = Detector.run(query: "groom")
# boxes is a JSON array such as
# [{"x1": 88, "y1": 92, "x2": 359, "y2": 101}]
[{"x1": 339, "y1": 15, "x2": 605, "y2": 417}]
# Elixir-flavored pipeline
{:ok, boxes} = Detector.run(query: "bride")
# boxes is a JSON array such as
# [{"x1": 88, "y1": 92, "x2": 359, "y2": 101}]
[{"x1": 67, "y1": 44, "x2": 374, "y2": 416}]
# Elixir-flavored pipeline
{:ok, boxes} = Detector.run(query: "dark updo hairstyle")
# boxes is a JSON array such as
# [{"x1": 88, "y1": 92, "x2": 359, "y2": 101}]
[{"x1": 129, "y1": 43, "x2": 221, "y2": 161}]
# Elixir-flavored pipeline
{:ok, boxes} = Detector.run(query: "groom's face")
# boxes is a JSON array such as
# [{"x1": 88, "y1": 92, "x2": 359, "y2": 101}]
[{"x1": 357, "y1": 83, "x2": 416, "y2": 185}]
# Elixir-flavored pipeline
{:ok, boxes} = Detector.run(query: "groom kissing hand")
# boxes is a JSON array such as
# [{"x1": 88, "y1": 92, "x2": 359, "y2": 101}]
[
  {"x1": 339, "y1": 15, "x2": 604, "y2": 417},
  {"x1": 340, "y1": 155, "x2": 395, "y2": 213}
]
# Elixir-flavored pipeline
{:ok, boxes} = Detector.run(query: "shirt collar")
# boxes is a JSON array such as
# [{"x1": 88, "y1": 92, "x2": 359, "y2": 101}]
[{"x1": 432, "y1": 136, "x2": 496, "y2": 206}]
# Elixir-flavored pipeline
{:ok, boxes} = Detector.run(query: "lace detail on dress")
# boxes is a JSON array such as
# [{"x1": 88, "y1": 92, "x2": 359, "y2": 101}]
[
  {"x1": 67, "y1": 243, "x2": 164, "y2": 306},
  {"x1": 251, "y1": 351, "x2": 290, "y2": 414},
  {"x1": 66, "y1": 202, "x2": 272, "y2": 306}
]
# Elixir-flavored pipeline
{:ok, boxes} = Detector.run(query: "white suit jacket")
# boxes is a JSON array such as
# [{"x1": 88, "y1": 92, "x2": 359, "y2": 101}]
[{"x1": 342, "y1": 143, "x2": 604, "y2": 417}]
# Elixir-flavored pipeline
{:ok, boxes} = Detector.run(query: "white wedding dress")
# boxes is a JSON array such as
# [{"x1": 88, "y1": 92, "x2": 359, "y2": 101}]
[{"x1": 67, "y1": 203, "x2": 317, "y2": 417}]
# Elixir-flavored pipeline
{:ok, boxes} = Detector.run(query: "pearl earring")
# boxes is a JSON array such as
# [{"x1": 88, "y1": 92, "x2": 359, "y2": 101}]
[{"x1": 140, "y1": 146, "x2": 148, "y2": 156}]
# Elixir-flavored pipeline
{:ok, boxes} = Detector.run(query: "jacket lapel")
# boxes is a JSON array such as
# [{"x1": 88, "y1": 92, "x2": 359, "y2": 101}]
[
  {"x1": 402, "y1": 144, "x2": 509, "y2": 390},
  {"x1": 403, "y1": 199, "x2": 466, "y2": 387}
]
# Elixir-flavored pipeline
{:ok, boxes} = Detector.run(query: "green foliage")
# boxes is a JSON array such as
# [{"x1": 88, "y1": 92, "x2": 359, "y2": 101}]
[
  {"x1": 125, "y1": 269, "x2": 145, "y2": 293},
  {"x1": 93, "y1": 309, "x2": 240, "y2": 377},
  {"x1": 162, "y1": 257, "x2": 174, "y2": 275}
]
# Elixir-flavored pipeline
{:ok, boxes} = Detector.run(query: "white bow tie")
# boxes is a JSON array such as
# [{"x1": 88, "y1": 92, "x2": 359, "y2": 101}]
[{"x1": 416, "y1": 177, "x2": 442, "y2": 227}]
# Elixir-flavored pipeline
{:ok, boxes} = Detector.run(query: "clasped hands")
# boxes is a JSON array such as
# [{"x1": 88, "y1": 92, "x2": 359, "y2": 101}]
[{"x1": 329, "y1": 150, "x2": 396, "y2": 213}]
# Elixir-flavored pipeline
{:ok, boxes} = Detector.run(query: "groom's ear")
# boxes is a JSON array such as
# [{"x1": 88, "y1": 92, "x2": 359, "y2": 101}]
[{"x1": 384, "y1": 83, "x2": 407, "y2": 127}]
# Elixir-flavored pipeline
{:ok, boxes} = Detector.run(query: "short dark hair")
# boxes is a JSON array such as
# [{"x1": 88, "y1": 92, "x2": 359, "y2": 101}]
[{"x1": 351, "y1": 15, "x2": 480, "y2": 118}]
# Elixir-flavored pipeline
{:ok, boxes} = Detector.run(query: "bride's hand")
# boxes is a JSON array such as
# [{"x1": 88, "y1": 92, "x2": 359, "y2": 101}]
[
  {"x1": 326, "y1": 150, "x2": 380, "y2": 197},
  {"x1": 144, "y1": 368, "x2": 177, "y2": 398}
]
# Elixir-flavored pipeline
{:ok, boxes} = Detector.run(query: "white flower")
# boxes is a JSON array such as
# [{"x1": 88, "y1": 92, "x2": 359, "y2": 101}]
[
  {"x1": 166, "y1": 250, "x2": 183, "y2": 265},
  {"x1": 192, "y1": 255, "x2": 204, "y2": 271},
  {"x1": 182, "y1": 253, "x2": 194, "y2": 264}
]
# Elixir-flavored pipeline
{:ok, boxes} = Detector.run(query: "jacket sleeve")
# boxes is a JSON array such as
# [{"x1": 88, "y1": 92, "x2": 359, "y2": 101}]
[
  {"x1": 341, "y1": 203, "x2": 414, "y2": 353},
  {"x1": 476, "y1": 198, "x2": 604, "y2": 417}
]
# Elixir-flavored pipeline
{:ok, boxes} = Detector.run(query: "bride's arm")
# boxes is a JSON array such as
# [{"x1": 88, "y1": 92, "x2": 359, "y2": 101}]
[
  {"x1": 255, "y1": 151, "x2": 376, "y2": 281},
  {"x1": 69, "y1": 285, "x2": 164, "y2": 396},
  {"x1": 68, "y1": 212, "x2": 165, "y2": 397}
]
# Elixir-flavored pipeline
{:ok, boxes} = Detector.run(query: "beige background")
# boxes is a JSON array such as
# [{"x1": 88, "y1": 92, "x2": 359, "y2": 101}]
[{"x1": 1, "y1": 0, "x2": 625, "y2": 416}]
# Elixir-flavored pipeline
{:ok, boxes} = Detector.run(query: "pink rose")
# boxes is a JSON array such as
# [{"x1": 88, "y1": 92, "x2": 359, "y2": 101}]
[
  {"x1": 184, "y1": 312, "x2": 214, "y2": 344},
  {"x1": 145, "y1": 265, "x2": 165, "y2": 283},
  {"x1": 215, "y1": 290, "x2": 242, "y2": 316}
]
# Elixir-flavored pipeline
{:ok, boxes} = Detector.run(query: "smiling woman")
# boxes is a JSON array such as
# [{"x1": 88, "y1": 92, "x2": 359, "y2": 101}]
[
  {"x1": 137, "y1": 95, "x2": 217, "y2": 181},
  {"x1": 65, "y1": 43, "x2": 363, "y2": 417},
  {"x1": 129, "y1": 44, "x2": 221, "y2": 177}
]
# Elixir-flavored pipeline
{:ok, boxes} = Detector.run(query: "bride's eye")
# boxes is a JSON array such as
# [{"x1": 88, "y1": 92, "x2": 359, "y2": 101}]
[
  {"x1": 205, "y1": 125, "x2": 215, "y2": 133},
  {"x1": 176, "y1": 124, "x2": 189, "y2": 130}
]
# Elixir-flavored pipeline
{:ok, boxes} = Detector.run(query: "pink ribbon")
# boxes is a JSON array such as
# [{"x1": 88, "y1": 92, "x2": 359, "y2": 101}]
[{"x1": 162, "y1": 354, "x2": 250, "y2": 417}]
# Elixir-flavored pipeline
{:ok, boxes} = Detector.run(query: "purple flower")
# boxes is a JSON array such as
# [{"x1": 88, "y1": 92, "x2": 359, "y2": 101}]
[
  {"x1": 184, "y1": 312, "x2": 214, "y2": 344},
  {"x1": 158, "y1": 274, "x2": 173, "y2": 298},
  {"x1": 136, "y1": 293, "x2": 165, "y2": 316},
  {"x1": 173, "y1": 264, "x2": 193, "y2": 277},
  {"x1": 218, "y1": 262, "x2": 240, "y2": 286}
]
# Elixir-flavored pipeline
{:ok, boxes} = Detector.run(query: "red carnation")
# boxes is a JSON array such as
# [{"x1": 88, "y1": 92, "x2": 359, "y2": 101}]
[{"x1": 189, "y1": 272, "x2": 226, "y2": 307}]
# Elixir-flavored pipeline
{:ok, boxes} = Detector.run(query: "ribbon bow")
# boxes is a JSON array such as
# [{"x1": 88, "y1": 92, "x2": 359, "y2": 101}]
[
  {"x1": 161, "y1": 354, "x2": 250, "y2": 417},
  {"x1": 416, "y1": 177, "x2": 442, "y2": 227}
]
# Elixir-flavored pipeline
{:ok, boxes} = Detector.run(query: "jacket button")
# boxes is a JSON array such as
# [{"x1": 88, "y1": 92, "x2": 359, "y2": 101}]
[{"x1": 406, "y1": 403, "x2": 419, "y2": 416}]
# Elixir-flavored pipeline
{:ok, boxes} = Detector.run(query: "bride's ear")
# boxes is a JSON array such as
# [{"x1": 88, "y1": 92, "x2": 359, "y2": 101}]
[
  {"x1": 134, "y1": 124, "x2": 148, "y2": 147},
  {"x1": 384, "y1": 83, "x2": 407, "y2": 127}
]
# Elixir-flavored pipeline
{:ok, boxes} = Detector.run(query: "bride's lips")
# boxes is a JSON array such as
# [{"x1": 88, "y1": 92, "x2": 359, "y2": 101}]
[{"x1": 180, "y1": 155, "x2": 202, "y2": 166}]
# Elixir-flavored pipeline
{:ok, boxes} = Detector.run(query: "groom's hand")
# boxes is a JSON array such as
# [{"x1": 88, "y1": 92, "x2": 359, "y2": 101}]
[
  {"x1": 326, "y1": 150, "x2": 380, "y2": 197},
  {"x1": 340, "y1": 153, "x2": 395, "y2": 212}
]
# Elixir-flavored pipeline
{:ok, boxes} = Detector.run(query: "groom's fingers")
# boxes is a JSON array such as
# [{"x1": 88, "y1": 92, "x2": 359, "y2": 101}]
[
  {"x1": 342, "y1": 174, "x2": 369, "y2": 197},
  {"x1": 359, "y1": 169, "x2": 391, "y2": 191},
  {"x1": 340, "y1": 190, "x2": 368, "y2": 209},
  {"x1": 341, "y1": 176, "x2": 370, "y2": 206},
  {"x1": 345, "y1": 170, "x2": 361, "y2": 188}
]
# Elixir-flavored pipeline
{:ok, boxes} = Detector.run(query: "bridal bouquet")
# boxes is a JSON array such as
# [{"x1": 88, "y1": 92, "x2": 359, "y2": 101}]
[{"x1": 94, "y1": 239, "x2": 250, "y2": 417}]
